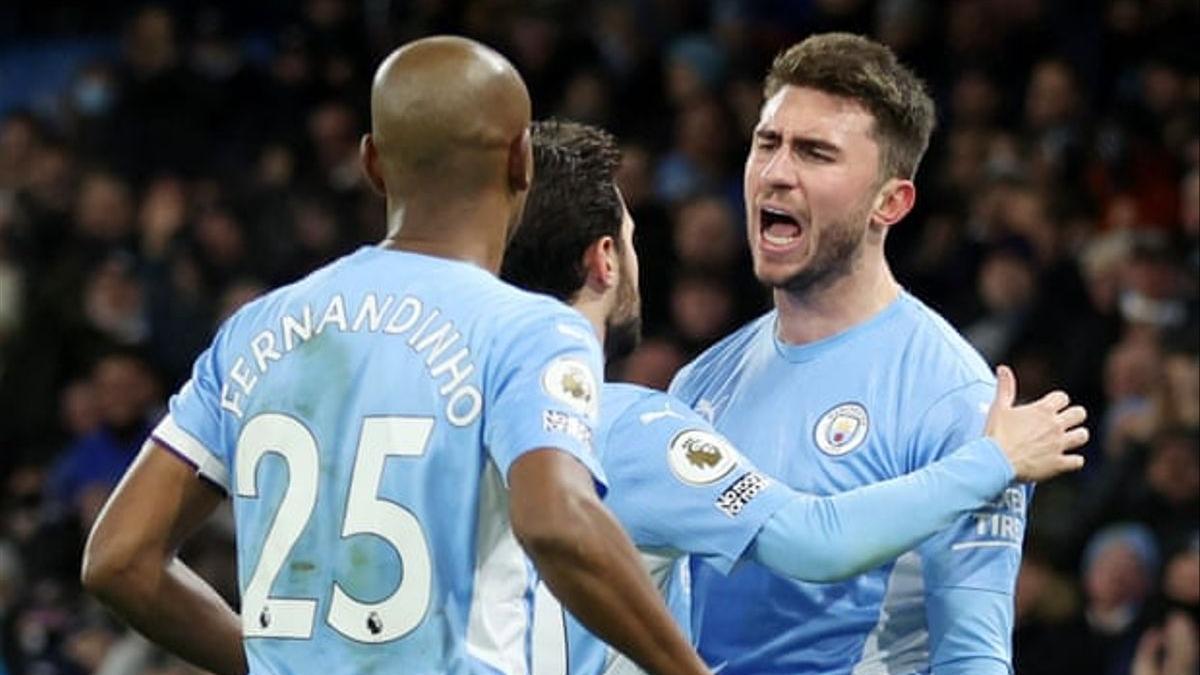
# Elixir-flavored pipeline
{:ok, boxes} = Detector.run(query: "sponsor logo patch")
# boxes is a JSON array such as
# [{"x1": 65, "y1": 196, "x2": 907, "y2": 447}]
[
  {"x1": 813, "y1": 402, "x2": 869, "y2": 456},
  {"x1": 541, "y1": 357, "x2": 598, "y2": 417},
  {"x1": 954, "y1": 485, "x2": 1027, "y2": 552},
  {"x1": 667, "y1": 429, "x2": 739, "y2": 485},
  {"x1": 542, "y1": 410, "x2": 593, "y2": 446},
  {"x1": 715, "y1": 471, "x2": 770, "y2": 517}
]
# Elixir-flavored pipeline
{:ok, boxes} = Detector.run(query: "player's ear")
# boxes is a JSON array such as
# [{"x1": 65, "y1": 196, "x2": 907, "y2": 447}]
[
  {"x1": 359, "y1": 133, "x2": 386, "y2": 196},
  {"x1": 508, "y1": 127, "x2": 532, "y2": 194},
  {"x1": 870, "y1": 178, "x2": 916, "y2": 230},
  {"x1": 582, "y1": 235, "x2": 618, "y2": 291}
]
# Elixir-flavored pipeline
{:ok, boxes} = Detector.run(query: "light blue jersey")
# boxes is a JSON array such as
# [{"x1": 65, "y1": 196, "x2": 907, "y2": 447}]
[
  {"x1": 152, "y1": 246, "x2": 607, "y2": 675},
  {"x1": 530, "y1": 383, "x2": 795, "y2": 675},
  {"x1": 533, "y1": 379, "x2": 1018, "y2": 675},
  {"x1": 671, "y1": 292, "x2": 1029, "y2": 675}
]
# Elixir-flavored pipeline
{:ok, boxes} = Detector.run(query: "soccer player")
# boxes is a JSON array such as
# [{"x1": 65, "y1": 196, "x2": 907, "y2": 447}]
[
  {"x1": 501, "y1": 120, "x2": 1088, "y2": 675},
  {"x1": 80, "y1": 37, "x2": 708, "y2": 675},
  {"x1": 667, "y1": 34, "x2": 1070, "y2": 673}
]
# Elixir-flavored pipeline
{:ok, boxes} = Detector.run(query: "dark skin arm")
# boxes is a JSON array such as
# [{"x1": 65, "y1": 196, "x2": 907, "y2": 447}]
[
  {"x1": 509, "y1": 449, "x2": 709, "y2": 675},
  {"x1": 82, "y1": 440, "x2": 247, "y2": 675}
]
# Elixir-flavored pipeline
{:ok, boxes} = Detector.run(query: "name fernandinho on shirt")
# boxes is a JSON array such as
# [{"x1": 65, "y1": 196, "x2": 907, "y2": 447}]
[{"x1": 219, "y1": 292, "x2": 482, "y2": 426}]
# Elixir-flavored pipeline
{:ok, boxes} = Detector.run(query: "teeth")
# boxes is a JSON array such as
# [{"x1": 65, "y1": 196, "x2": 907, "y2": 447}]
[
  {"x1": 763, "y1": 206, "x2": 790, "y2": 217},
  {"x1": 763, "y1": 231, "x2": 798, "y2": 245}
]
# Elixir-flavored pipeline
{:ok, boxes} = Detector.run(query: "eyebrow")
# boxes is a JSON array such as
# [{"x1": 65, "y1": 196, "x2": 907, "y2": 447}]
[{"x1": 753, "y1": 128, "x2": 841, "y2": 155}]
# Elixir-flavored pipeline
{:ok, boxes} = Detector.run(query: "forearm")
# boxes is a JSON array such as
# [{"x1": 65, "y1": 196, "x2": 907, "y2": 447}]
[
  {"x1": 88, "y1": 557, "x2": 246, "y2": 675},
  {"x1": 525, "y1": 496, "x2": 707, "y2": 675},
  {"x1": 752, "y1": 437, "x2": 1013, "y2": 582}
]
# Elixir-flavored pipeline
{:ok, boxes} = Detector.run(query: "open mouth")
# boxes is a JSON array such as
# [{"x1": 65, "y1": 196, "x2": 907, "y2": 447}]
[{"x1": 760, "y1": 206, "x2": 802, "y2": 248}]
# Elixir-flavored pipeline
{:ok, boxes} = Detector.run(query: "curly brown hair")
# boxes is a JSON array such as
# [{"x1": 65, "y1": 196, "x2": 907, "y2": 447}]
[{"x1": 765, "y1": 33, "x2": 936, "y2": 181}]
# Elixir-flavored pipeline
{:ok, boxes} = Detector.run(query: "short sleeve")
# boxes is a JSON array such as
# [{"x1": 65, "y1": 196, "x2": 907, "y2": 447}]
[
  {"x1": 483, "y1": 308, "x2": 607, "y2": 491},
  {"x1": 151, "y1": 340, "x2": 233, "y2": 492},
  {"x1": 602, "y1": 390, "x2": 793, "y2": 573}
]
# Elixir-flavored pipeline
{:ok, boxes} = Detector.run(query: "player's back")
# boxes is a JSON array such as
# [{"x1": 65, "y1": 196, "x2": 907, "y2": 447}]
[{"x1": 154, "y1": 246, "x2": 606, "y2": 674}]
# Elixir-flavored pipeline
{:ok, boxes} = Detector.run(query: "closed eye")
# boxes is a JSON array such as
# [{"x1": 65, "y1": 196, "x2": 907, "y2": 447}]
[
  {"x1": 754, "y1": 129, "x2": 781, "y2": 151},
  {"x1": 797, "y1": 142, "x2": 836, "y2": 162}
]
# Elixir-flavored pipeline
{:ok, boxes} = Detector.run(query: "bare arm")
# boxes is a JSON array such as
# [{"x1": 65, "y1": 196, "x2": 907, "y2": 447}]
[
  {"x1": 82, "y1": 440, "x2": 247, "y2": 675},
  {"x1": 510, "y1": 449, "x2": 709, "y2": 675}
]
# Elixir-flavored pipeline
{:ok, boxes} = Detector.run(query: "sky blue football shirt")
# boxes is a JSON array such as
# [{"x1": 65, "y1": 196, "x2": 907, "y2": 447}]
[
  {"x1": 153, "y1": 246, "x2": 607, "y2": 675},
  {"x1": 671, "y1": 292, "x2": 1028, "y2": 675}
]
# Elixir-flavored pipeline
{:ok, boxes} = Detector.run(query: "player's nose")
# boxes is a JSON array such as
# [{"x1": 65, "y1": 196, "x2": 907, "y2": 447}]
[{"x1": 759, "y1": 147, "x2": 800, "y2": 188}]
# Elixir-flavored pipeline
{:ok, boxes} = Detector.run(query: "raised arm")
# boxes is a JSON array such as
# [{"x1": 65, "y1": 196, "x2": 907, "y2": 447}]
[
  {"x1": 82, "y1": 440, "x2": 246, "y2": 675},
  {"x1": 752, "y1": 366, "x2": 1087, "y2": 582}
]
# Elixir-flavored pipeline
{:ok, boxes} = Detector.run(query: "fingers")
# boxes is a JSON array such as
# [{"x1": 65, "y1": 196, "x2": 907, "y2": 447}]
[
  {"x1": 1028, "y1": 447, "x2": 1087, "y2": 482},
  {"x1": 1064, "y1": 453, "x2": 1085, "y2": 470},
  {"x1": 1057, "y1": 405, "x2": 1088, "y2": 430},
  {"x1": 1035, "y1": 389, "x2": 1070, "y2": 413},
  {"x1": 1063, "y1": 426, "x2": 1090, "y2": 450},
  {"x1": 993, "y1": 365, "x2": 1016, "y2": 409}
]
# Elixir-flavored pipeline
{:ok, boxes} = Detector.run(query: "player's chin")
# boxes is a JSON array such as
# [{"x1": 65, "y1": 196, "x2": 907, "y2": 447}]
[{"x1": 752, "y1": 258, "x2": 806, "y2": 288}]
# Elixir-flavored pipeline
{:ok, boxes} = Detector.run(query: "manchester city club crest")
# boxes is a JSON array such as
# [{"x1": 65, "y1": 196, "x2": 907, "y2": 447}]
[{"x1": 813, "y1": 403, "x2": 869, "y2": 456}]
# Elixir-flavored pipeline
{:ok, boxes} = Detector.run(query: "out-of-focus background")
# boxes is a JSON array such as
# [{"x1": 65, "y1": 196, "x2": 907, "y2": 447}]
[{"x1": 0, "y1": 1, "x2": 1196, "y2": 673}]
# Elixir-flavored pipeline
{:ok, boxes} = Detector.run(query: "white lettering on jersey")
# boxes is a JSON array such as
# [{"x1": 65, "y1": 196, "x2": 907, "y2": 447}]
[
  {"x1": 220, "y1": 293, "x2": 483, "y2": 426},
  {"x1": 953, "y1": 486, "x2": 1026, "y2": 551}
]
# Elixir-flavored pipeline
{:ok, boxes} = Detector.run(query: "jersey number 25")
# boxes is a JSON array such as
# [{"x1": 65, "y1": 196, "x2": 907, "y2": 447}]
[{"x1": 236, "y1": 413, "x2": 433, "y2": 643}]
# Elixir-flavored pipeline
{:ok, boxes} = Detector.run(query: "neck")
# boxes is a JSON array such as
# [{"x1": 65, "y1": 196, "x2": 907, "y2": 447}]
[
  {"x1": 380, "y1": 192, "x2": 510, "y2": 273},
  {"x1": 569, "y1": 291, "x2": 608, "y2": 352},
  {"x1": 774, "y1": 249, "x2": 901, "y2": 345}
]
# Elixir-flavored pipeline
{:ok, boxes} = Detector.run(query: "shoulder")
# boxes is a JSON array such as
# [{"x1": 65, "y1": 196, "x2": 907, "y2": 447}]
[
  {"x1": 891, "y1": 294, "x2": 999, "y2": 460},
  {"x1": 673, "y1": 311, "x2": 774, "y2": 392},
  {"x1": 601, "y1": 383, "x2": 714, "y2": 445},
  {"x1": 601, "y1": 382, "x2": 658, "y2": 418},
  {"x1": 602, "y1": 383, "x2": 700, "y2": 425},
  {"x1": 895, "y1": 292, "x2": 994, "y2": 389},
  {"x1": 487, "y1": 286, "x2": 598, "y2": 350},
  {"x1": 693, "y1": 311, "x2": 774, "y2": 366}
]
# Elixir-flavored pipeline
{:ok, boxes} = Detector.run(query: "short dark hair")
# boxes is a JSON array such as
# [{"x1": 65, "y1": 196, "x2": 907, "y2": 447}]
[
  {"x1": 765, "y1": 33, "x2": 936, "y2": 180},
  {"x1": 501, "y1": 120, "x2": 623, "y2": 301}
]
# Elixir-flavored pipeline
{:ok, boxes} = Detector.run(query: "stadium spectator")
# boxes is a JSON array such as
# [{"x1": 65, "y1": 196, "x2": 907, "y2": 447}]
[
  {"x1": 1079, "y1": 524, "x2": 1163, "y2": 675},
  {"x1": 46, "y1": 351, "x2": 159, "y2": 526}
]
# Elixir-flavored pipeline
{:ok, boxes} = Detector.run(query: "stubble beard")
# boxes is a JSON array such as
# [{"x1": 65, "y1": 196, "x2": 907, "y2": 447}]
[
  {"x1": 766, "y1": 203, "x2": 872, "y2": 302},
  {"x1": 605, "y1": 268, "x2": 643, "y2": 361}
]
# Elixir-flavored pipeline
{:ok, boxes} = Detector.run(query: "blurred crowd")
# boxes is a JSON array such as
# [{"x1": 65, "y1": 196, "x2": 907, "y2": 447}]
[{"x1": 0, "y1": 1, "x2": 1196, "y2": 674}]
